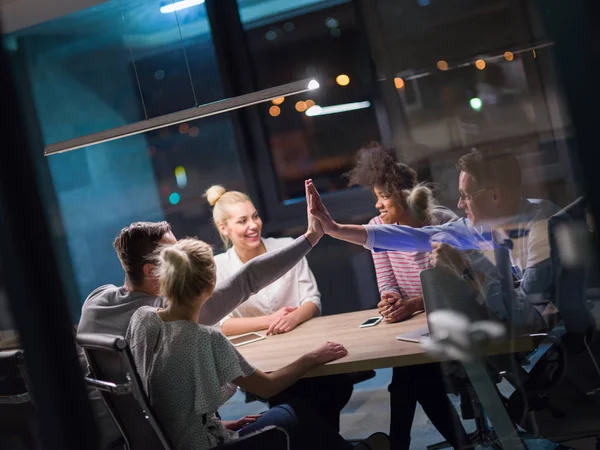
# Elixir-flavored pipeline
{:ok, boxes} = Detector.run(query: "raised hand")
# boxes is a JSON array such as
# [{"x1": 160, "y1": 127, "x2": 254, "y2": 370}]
[
  {"x1": 305, "y1": 179, "x2": 338, "y2": 234},
  {"x1": 308, "y1": 341, "x2": 348, "y2": 365},
  {"x1": 305, "y1": 183, "x2": 324, "y2": 241}
]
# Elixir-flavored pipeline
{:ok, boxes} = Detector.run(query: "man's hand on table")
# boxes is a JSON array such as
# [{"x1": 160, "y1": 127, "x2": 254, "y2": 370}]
[
  {"x1": 267, "y1": 309, "x2": 301, "y2": 335},
  {"x1": 378, "y1": 292, "x2": 424, "y2": 323},
  {"x1": 429, "y1": 242, "x2": 470, "y2": 276}
]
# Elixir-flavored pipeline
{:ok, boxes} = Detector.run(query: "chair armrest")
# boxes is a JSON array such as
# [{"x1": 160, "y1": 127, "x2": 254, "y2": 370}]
[
  {"x1": 0, "y1": 392, "x2": 30, "y2": 404},
  {"x1": 84, "y1": 376, "x2": 132, "y2": 395},
  {"x1": 213, "y1": 426, "x2": 289, "y2": 450}
]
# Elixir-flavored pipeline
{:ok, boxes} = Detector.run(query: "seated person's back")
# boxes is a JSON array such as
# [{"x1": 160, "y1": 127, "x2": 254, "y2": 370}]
[
  {"x1": 126, "y1": 238, "x2": 355, "y2": 450},
  {"x1": 128, "y1": 306, "x2": 254, "y2": 449},
  {"x1": 78, "y1": 221, "x2": 175, "y2": 336}
]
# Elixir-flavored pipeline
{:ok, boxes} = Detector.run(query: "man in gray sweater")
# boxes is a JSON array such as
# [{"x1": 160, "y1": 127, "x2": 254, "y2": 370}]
[
  {"x1": 78, "y1": 221, "x2": 321, "y2": 336},
  {"x1": 77, "y1": 218, "x2": 323, "y2": 449}
]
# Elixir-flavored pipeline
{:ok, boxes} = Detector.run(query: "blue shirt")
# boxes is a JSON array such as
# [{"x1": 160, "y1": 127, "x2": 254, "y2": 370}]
[{"x1": 364, "y1": 199, "x2": 558, "y2": 329}]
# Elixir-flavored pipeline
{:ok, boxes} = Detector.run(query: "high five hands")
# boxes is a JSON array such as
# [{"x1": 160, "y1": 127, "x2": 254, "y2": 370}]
[{"x1": 305, "y1": 179, "x2": 338, "y2": 234}]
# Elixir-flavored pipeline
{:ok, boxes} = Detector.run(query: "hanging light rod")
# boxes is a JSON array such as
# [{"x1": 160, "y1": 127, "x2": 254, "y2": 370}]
[{"x1": 45, "y1": 78, "x2": 320, "y2": 156}]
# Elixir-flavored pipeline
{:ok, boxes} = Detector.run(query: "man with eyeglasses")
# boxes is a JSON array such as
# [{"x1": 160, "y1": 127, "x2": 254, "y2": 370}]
[
  {"x1": 452, "y1": 149, "x2": 558, "y2": 297},
  {"x1": 305, "y1": 148, "x2": 559, "y2": 330}
]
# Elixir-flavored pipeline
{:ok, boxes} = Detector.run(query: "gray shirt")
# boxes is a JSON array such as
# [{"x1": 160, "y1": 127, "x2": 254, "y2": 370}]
[
  {"x1": 127, "y1": 306, "x2": 255, "y2": 450},
  {"x1": 77, "y1": 235, "x2": 312, "y2": 336}
]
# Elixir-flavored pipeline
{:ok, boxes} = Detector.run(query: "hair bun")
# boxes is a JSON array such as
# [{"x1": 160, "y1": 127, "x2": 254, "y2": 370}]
[
  {"x1": 406, "y1": 184, "x2": 433, "y2": 225},
  {"x1": 161, "y1": 246, "x2": 189, "y2": 270},
  {"x1": 205, "y1": 185, "x2": 227, "y2": 207}
]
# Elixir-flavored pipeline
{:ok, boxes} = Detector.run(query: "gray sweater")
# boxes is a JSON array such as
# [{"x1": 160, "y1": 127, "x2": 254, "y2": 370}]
[{"x1": 77, "y1": 235, "x2": 312, "y2": 336}]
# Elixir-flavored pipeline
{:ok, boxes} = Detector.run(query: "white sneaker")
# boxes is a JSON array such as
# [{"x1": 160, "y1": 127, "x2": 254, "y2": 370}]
[{"x1": 354, "y1": 432, "x2": 390, "y2": 450}]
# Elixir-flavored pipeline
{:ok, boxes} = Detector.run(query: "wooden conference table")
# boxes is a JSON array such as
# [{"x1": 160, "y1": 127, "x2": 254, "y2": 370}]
[{"x1": 236, "y1": 309, "x2": 534, "y2": 378}]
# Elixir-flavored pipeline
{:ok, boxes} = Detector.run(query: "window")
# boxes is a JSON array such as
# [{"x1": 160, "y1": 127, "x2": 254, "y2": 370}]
[
  {"x1": 5, "y1": 0, "x2": 248, "y2": 308},
  {"x1": 369, "y1": 0, "x2": 576, "y2": 208},
  {"x1": 240, "y1": 0, "x2": 382, "y2": 203}
]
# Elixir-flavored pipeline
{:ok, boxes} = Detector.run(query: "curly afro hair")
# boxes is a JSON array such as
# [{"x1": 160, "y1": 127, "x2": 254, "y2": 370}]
[{"x1": 344, "y1": 142, "x2": 417, "y2": 197}]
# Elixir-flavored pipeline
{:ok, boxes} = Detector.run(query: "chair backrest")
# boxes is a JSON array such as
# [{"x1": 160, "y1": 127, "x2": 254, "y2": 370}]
[
  {"x1": 548, "y1": 196, "x2": 595, "y2": 335},
  {"x1": 76, "y1": 333, "x2": 173, "y2": 450},
  {"x1": 0, "y1": 349, "x2": 31, "y2": 404}
]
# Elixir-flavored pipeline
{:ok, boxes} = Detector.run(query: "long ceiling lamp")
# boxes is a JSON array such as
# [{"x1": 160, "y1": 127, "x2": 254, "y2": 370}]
[{"x1": 44, "y1": 78, "x2": 320, "y2": 156}]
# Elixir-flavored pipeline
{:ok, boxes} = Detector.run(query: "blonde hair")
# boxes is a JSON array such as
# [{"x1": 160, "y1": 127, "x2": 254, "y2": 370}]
[
  {"x1": 205, "y1": 185, "x2": 251, "y2": 248},
  {"x1": 402, "y1": 184, "x2": 434, "y2": 226},
  {"x1": 157, "y1": 238, "x2": 216, "y2": 306}
]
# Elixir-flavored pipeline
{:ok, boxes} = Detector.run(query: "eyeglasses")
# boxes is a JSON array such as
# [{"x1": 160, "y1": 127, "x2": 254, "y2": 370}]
[{"x1": 458, "y1": 187, "x2": 495, "y2": 201}]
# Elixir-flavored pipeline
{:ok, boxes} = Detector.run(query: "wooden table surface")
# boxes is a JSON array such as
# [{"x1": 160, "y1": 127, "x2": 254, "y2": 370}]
[
  {"x1": 236, "y1": 309, "x2": 535, "y2": 378},
  {"x1": 236, "y1": 309, "x2": 435, "y2": 378}
]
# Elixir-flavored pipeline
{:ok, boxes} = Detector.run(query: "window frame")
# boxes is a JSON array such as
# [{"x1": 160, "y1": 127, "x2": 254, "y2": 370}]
[{"x1": 206, "y1": 0, "x2": 386, "y2": 231}]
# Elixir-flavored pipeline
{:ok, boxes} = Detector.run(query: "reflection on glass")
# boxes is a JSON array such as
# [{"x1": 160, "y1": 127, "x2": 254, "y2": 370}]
[
  {"x1": 241, "y1": 0, "x2": 381, "y2": 202},
  {"x1": 0, "y1": 267, "x2": 17, "y2": 347},
  {"x1": 4, "y1": 1, "x2": 245, "y2": 306}
]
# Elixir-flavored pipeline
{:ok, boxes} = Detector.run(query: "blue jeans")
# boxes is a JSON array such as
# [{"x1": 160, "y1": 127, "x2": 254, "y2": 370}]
[
  {"x1": 238, "y1": 400, "x2": 352, "y2": 450},
  {"x1": 268, "y1": 374, "x2": 354, "y2": 432}
]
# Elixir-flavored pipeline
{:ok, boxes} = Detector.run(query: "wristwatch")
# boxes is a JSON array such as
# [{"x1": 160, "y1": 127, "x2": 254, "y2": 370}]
[{"x1": 461, "y1": 266, "x2": 475, "y2": 282}]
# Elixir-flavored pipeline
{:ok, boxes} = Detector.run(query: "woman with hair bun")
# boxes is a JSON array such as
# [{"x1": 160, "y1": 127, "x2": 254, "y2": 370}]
[
  {"x1": 205, "y1": 184, "x2": 320, "y2": 337},
  {"x1": 205, "y1": 185, "x2": 353, "y2": 433},
  {"x1": 126, "y1": 237, "x2": 389, "y2": 450},
  {"x1": 345, "y1": 143, "x2": 467, "y2": 450}
]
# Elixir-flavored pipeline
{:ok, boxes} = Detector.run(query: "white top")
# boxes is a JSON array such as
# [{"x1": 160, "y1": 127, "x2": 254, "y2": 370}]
[
  {"x1": 215, "y1": 237, "x2": 321, "y2": 325},
  {"x1": 126, "y1": 306, "x2": 256, "y2": 450}
]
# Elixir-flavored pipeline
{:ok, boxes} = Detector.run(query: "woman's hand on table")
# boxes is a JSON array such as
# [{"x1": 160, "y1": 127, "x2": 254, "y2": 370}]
[
  {"x1": 378, "y1": 292, "x2": 403, "y2": 321},
  {"x1": 223, "y1": 415, "x2": 263, "y2": 431},
  {"x1": 377, "y1": 292, "x2": 401, "y2": 314},
  {"x1": 308, "y1": 341, "x2": 348, "y2": 365},
  {"x1": 269, "y1": 306, "x2": 297, "y2": 321},
  {"x1": 267, "y1": 310, "x2": 301, "y2": 335},
  {"x1": 379, "y1": 293, "x2": 424, "y2": 323}
]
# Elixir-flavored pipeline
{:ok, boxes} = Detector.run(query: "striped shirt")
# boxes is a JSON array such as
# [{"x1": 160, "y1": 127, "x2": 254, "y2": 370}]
[{"x1": 369, "y1": 206, "x2": 458, "y2": 300}]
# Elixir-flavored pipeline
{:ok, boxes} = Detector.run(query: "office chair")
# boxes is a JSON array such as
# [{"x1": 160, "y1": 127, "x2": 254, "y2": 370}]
[
  {"x1": 427, "y1": 240, "x2": 544, "y2": 450},
  {"x1": 76, "y1": 334, "x2": 290, "y2": 450},
  {"x1": 506, "y1": 197, "x2": 600, "y2": 448},
  {"x1": 0, "y1": 349, "x2": 39, "y2": 449},
  {"x1": 426, "y1": 349, "x2": 535, "y2": 450}
]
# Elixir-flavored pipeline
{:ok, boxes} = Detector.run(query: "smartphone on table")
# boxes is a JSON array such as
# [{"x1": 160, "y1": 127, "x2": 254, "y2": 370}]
[
  {"x1": 359, "y1": 316, "x2": 383, "y2": 328},
  {"x1": 228, "y1": 332, "x2": 266, "y2": 347}
]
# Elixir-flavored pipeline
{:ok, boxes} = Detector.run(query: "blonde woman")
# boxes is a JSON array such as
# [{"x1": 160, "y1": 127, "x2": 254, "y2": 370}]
[
  {"x1": 206, "y1": 185, "x2": 353, "y2": 432},
  {"x1": 206, "y1": 185, "x2": 320, "y2": 337},
  {"x1": 126, "y1": 238, "x2": 389, "y2": 450}
]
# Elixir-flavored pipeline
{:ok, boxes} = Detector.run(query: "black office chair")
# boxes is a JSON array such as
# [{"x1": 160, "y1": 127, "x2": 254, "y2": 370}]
[
  {"x1": 506, "y1": 197, "x2": 600, "y2": 448},
  {"x1": 76, "y1": 333, "x2": 290, "y2": 450},
  {"x1": 0, "y1": 349, "x2": 39, "y2": 449},
  {"x1": 427, "y1": 241, "x2": 543, "y2": 450},
  {"x1": 425, "y1": 356, "x2": 534, "y2": 450}
]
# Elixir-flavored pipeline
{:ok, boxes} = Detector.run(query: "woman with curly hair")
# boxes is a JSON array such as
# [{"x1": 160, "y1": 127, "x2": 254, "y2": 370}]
[
  {"x1": 345, "y1": 143, "x2": 457, "y2": 323},
  {"x1": 345, "y1": 143, "x2": 467, "y2": 450}
]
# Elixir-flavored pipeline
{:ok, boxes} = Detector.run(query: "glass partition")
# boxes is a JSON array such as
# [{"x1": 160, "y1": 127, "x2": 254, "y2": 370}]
[
  {"x1": 2, "y1": 0, "x2": 599, "y2": 449},
  {"x1": 240, "y1": 0, "x2": 382, "y2": 203}
]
